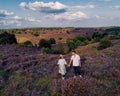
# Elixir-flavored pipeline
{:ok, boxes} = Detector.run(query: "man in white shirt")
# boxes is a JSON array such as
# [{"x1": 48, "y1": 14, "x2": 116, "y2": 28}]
[{"x1": 69, "y1": 50, "x2": 82, "y2": 78}]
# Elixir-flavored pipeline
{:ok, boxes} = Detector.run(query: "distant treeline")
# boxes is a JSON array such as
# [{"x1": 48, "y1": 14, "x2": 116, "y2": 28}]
[{"x1": 0, "y1": 26, "x2": 120, "y2": 35}]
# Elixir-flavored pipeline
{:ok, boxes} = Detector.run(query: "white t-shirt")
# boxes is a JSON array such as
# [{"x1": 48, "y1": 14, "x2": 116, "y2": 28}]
[{"x1": 71, "y1": 54, "x2": 80, "y2": 66}]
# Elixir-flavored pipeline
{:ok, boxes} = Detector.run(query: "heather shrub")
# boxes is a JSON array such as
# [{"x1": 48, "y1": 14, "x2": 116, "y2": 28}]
[
  {"x1": 51, "y1": 77, "x2": 119, "y2": 96},
  {"x1": 34, "y1": 77, "x2": 51, "y2": 89},
  {"x1": 0, "y1": 70, "x2": 10, "y2": 78},
  {"x1": 61, "y1": 77, "x2": 94, "y2": 96},
  {"x1": 51, "y1": 77, "x2": 98, "y2": 96},
  {"x1": 0, "y1": 51, "x2": 2, "y2": 59}
]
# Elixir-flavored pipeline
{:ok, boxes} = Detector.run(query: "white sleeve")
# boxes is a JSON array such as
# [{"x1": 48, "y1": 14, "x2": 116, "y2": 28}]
[
  {"x1": 71, "y1": 56, "x2": 73, "y2": 60},
  {"x1": 78, "y1": 55, "x2": 80, "y2": 60},
  {"x1": 57, "y1": 60, "x2": 60, "y2": 65},
  {"x1": 64, "y1": 59, "x2": 67, "y2": 65}
]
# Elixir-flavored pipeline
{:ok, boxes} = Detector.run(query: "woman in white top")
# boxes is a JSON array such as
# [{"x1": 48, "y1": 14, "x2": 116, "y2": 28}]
[{"x1": 57, "y1": 54, "x2": 67, "y2": 80}]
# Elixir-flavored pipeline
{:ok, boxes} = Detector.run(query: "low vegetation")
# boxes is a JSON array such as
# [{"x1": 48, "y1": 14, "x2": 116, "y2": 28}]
[
  {"x1": 0, "y1": 39, "x2": 120, "y2": 96},
  {"x1": 0, "y1": 27, "x2": 120, "y2": 96}
]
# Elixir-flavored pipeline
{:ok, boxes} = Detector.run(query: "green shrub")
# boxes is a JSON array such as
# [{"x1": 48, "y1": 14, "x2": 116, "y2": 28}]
[
  {"x1": 41, "y1": 48, "x2": 62, "y2": 54},
  {"x1": 92, "y1": 32, "x2": 102, "y2": 42},
  {"x1": 51, "y1": 49, "x2": 61, "y2": 54},
  {"x1": 66, "y1": 39, "x2": 76, "y2": 51},
  {"x1": 74, "y1": 36, "x2": 89, "y2": 42},
  {"x1": 92, "y1": 37, "x2": 101, "y2": 42},
  {"x1": 67, "y1": 36, "x2": 90, "y2": 51},
  {"x1": 98, "y1": 40, "x2": 113, "y2": 50},
  {"x1": 31, "y1": 32, "x2": 39, "y2": 36},
  {"x1": 41, "y1": 47, "x2": 51, "y2": 54},
  {"x1": 75, "y1": 40, "x2": 82, "y2": 46},
  {"x1": 110, "y1": 32, "x2": 120, "y2": 40},
  {"x1": 20, "y1": 40, "x2": 33, "y2": 47}
]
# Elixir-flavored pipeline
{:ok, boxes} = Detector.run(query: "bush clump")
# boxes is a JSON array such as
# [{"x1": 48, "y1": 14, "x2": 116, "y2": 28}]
[
  {"x1": 41, "y1": 47, "x2": 51, "y2": 54},
  {"x1": 31, "y1": 32, "x2": 39, "y2": 36},
  {"x1": 39, "y1": 39, "x2": 51, "y2": 49},
  {"x1": 0, "y1": 32, "x2": 17, "y2": 44},
  {"x1": 67, "y1": 36, "x2": 90, "y2": 51},
  {"x1": 20, "y1": 40, "x2": 33, "y2": 47},
  {"x1": 98, "y1": 40, "x2": 113, "y2": 50}
]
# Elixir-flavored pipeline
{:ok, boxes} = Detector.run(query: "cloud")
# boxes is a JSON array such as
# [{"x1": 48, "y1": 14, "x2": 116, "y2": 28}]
[
  {"x1": 0, "y1": 9, "x2": 14, "y2": 17},
  {"x1": 13, "y1": 16, "x2": 23, "y2": 20},
  {"x1": 50, "y1": 11, "x2": 89, "y2": 21},
  {"x1": 72, "y1": 5, "x2": 97, "y2": 9},
  {"x1": 26, "y1": 18, "x2": 41, "y2": 23},
  {"x1": 94, "y1": 15, "x2": 105, "y2": 20},
  {"x1": 113, "y1": 5, "x2": 120, "y2": 10},
  {"x1": 20, "y1": 1, "x2": 67, "y2": 14},
  {"x1": 0, "y1": 19, "x2": 21, "y2": 27},
  {"x1": 99, "y1": 0, "x2": 112, "y2": 2}
]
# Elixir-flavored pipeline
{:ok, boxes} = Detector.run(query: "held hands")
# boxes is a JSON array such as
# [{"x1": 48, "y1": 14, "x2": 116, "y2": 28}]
[{"x1": 67, "y1": 63, "x2": 71, "y2": 67}]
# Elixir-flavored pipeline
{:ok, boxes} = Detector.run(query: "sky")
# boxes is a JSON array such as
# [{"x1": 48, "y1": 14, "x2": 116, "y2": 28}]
[{"x1": 0, "y1": 0, "x2": 120, "y2": 29}]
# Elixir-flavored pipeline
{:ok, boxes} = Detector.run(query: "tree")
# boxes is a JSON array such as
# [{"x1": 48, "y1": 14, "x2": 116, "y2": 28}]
[
  {"x1": 0, "y1": 32, "x2": 17, "y2": 44},
  {"x1": 67, "y1": 39, "x2": 76, "y2": 51},
  {"x1": 39, "y1": 39, "x2": 51, "y2": 48},
  {"x1": 92, "y1": 32, "x2": 102, "y2": 42}
]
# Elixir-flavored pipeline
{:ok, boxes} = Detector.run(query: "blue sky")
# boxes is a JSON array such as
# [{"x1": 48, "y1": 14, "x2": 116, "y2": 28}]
[{"x1": 0, "y1": 0, "x2": 120, "y2": 28}]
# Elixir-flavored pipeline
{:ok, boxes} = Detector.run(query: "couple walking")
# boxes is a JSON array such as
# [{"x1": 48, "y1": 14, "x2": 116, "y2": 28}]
[{"x1": 57, "y1": 50, "x2": 82, "y2": 80}]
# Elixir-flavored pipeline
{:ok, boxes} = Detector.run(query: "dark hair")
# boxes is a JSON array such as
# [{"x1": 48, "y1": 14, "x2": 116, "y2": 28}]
[
  {"x1": 72, "y1": 50, "x2": 76, "y2": 53},
  {"x1": 59, "y1": 54, "x2": 64, "y2": 59}
]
